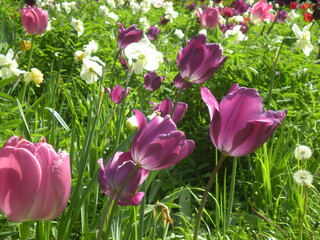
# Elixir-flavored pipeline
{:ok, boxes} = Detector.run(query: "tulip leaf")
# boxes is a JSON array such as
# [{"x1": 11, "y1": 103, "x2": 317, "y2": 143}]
[
  {"x1": 16, "y1": 98, "x2": 31, "y2": 141},
  {"x1": 0, "y1": 119, "x2": 23, "y2": 130},
  {"x1": 45, "y1": 107, "x2": 70, "y2": 131}
]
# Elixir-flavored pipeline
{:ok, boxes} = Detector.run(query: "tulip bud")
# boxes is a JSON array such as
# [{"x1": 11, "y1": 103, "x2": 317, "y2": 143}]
[
  {"x1": 0, "y1": 136, "x2": 71, "y2": 222},
  {"x1": 147, "y1": 25, "x2": 161, "y2": 41},
  {"x1": 21, "y1": 6, "x2": 49, "y2": 35},
  {"x1": 144, "y1": 71, "x2": 164, "y2": 91},
  {"x1": 106, "y1": 84, "x2": 130, "y2": 104}
]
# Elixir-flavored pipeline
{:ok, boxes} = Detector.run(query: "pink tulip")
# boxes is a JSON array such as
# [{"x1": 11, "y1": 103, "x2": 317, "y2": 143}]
[
  {"x1": 98, "y1": 151, "x2": 149, "y2": 206},
  {"x1": 144, "y1": 71, "x2": 164, "y2": 92},
  {"x1": 196, "y1": 7, "x2": 220, "y2": 29},
  {"x1": 0, "y1": 136, "x2": 71, "y2": 222},
  {"x1": 106, "y1": 84, "x2": 130, "y2": 104},
  {"x1": 21, "y1": 6, "x2": 48, "y2": 35},
  {"x1": 250, "y1": 0, "x2": 275, "y2": 25},
  {"x1": 130, "y1": 110, "x2": 195, "y2": 170},
  {"x1": 201, "y1": 84, "x2": 287, "y2": 157},
  {"x1": 117, "y1": 23, "x2": 143, "y2": 50},
  {"x1": 149, "y1": 98, "x2": 188, "y2": 124},
  {"x1": 174, "y1": 34, "x2": 227, "y2": 89}
]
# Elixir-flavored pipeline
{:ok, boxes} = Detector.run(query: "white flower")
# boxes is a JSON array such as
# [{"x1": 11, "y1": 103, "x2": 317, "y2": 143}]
[
  {"x1": 165, "y1": 7, "x2": 178, "y2": 21},
  {"x1": 294, "y1": 145, "x2": 312, "y2": 160},
  {"x1": 288, "y1": 10, "x2": 300, "y2": 20},
  {"x1": 219, "y1": 15, "x2": 226, "y2": 25},
  {"x1": 99, "y1": 5, "x2": 109, "y2": 15},
  {"x1": 130, "y1": 1, "x2": 140, "y2": 14},
  {"x1": 0, "y1": 49, "x2": 25, "y2": 79},
  {"x1": 292, "y1": 23, "x2": 314, "y2": 57},
  {"x1": 152, "y1": 0, "x2": 164, "y2": 8},
  {"x1": 71, "y1": 18, "x2": 84, "y2": 37},
  {"x1": 80, "y1": 57, "x2": 105, "y2": 84},
  {"x1": 84, "y1": 40, "x2": 98, "y2": 56},
  {"x1": 126, "y1": 115, "x2": 138, "y2": 130},
  {"x1": 174, "y1": 29, "x2": 184, "y2": 39},
  {"x1": 293, "y1": 170, "x2": 313, "y2": 187},
  {"x1": 24, "y1": 68, "x2": 43, "y2": 87},
  {"x1": 106, "y1": 0, "x2": 116, "y2": 9},
  {"x1": 140, "y1": 0, "x2": 151, "y2": 14},
  {"x1": 224, "y1": 25, "x2": 248, "y2": 45},
  {"x1": 229, "y1": 15, "x2": 244, "y2": 23},
  {"x1": 74, "y1": 40, "x2": 98, "y2": 61},
  {"x1": 139, "y1": 17, "x2": 150, "y2": 31},
  {"x1": 199, "y1": 29, "x2": 207, "y2": 36},
  {"x1": 124, "y1": 38, "x2": 163, "y2": 74}
]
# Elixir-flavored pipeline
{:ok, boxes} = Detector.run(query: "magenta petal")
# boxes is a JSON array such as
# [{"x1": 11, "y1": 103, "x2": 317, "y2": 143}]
[
  {"x1": 158, "y1": 98, "x2": 173, "y2": 116},
  {"x1": 200, "y1": 86, "x2": 220, "y2": 121},
  {"x1": 0, "y1": 147, "x2": 41, "y2": 222},
  {"x1": 118, "y1": 192, "x2": 145, "y2": 206},
  {"x1": 134, "y1": 109, "x2": 147, "y2": 130},
  {"x1": 172, "y1": 102, "x2": 188, "y2": 124},
  {"x1": 173, "y1": 73, "x2": 192, "y2": 90}
]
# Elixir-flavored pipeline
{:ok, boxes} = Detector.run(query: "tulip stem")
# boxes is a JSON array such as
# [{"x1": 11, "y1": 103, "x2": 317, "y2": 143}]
[
  {"x1": 19, "y1": 221, "x2": 30, "y2": 240},
  {"x1": 110, "y1": 49, "x2": 121, "y2": 87},
  {"x1": 193, "y1": 154, "x2": 228, "y2": 240},
  {"x1": 20, "y1": 34, "x2": 36, "y2": 103},
  {"x1": 171, "y1": 81, "x2": 186, "y2": 120},
  {"x1": 115, "y1": 68, "x2": 132, "y2": 148},
  {"x1": 266, "y1": 40, "x2": 284, "y2": 109},
  {"x1": 97, "y1": 196, "x2": 114, "y2": 240}
]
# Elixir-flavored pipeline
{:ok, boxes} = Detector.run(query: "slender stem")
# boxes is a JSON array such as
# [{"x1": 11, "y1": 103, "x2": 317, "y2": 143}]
[
  {"x1": 171, "y1": 81, "x2": 187, "y2": 119},
  {"x1": 110, "y1": 49, "x2": 121, "y2": 87},
  {"x1": 138, "y1": 181, "x2": 147, "y2": 240},
  {"x1": 302, "y1": 186, "x2": 308, "y2": 224},
  {"x1": 19, "y1": 221, "x2": 30, "y2": 240},
  {"x1": 27, "y1": 35, "x2": 36, "y2": 71},
  {"x1": 97, "y1": 196, "x2": 114, "y2": 240},
  {"x1": 104, "y1": 164, "x2": 140, "y2": 239},
  {"x1": 266, "y1": 40, "x2": 284, "y2": 109},
  {"x1": 193, "y1": 154, "x2": 228, "y2": 240},
  {"x1": 115, "y1": 69, "x2": 132, "y2": 147},
  {"x1": 266, "y1": 10, "x2": 279, "y2": 35},
  {"x1": 225, "y1": 158, "x2": 237, "y2": 230},
  {"x1": 36, "y1": 221, "x2": 44, "y2": 240}
]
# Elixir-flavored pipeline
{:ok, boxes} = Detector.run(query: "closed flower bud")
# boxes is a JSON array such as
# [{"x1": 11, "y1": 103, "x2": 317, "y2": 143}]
[
  {"x1": 24, "y1": 68, "x2": 44, "y2": 87},
  {"x1": 21, "y1": 6, "x2": 48, "y2": 35},
  {"x1": 0, "y1": 136, "x2": 71, "y2": 222}
]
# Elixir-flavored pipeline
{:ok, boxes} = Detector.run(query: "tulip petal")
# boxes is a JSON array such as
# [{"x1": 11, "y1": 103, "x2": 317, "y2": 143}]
[{"x1": 0, "y1": 147, "x2": 41, "y2": 222}]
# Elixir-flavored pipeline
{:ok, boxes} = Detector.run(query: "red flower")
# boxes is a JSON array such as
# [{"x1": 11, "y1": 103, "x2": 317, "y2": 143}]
[
  {"x1": 289, "y1": 2, "x2": 297, "y2": 9},
  {"x1": 304, "y1": 12, "x2": 313, "y2": 22}
]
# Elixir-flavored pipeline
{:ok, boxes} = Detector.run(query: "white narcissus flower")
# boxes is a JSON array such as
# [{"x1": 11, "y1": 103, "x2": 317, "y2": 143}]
[
  {"x1": 174, "y1": 29, "x2": 184, "y2": 39},
  {"x1": 124, "y1": 38, "x2": 163, "y2": 74},
  {"x1": 292, "y1": 23, "x2": 314, "y2": 57},
  {"x1": 0, "y1": 49, "x2": 25, "y2": 79},
  {"x1": 224, "y1": 25, "x2": 248, "y2": 45},
  {"x1": 74, "y1": 40, "x2": 98, "y2": 61},
  {"x1": 80, "y1": 57, "x2": 105, "y2": 84},
  {"x1": 71, "y1": 18, "x2": 84, "y2": 36},
  {"x1": 24, "y1": 68, "x2": 44, "y2": 87}
]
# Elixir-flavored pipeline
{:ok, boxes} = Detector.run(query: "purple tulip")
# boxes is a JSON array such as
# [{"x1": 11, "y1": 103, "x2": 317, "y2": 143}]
[
  {"x1": 147, "y1": 26, "x2": 161, "y2": 41},
  {"x1": 106, "y1": 84, "x2": 130, "y2": 104},
  {"x1": 201, "y1": 84, "x2": 287, "y2": 157},
  {"x1": 149, "y1": 98, "x2": 188, "y2": 124},
  {"x1": 130, "y1": 110, "x2": 195, "y2": 170},
  {"x1": 277, "y1": 10, "x2": 288, "y2": 23},
  {"x1": 174, "y1": 34, "x2": 227, "y2": 89},
  {"x1": 232, "y1": 0, "x2": 250, "y2": 15},
  {"x1": 196, "y1": 7, "x2": 220, "y2": 29},
  {"x1": 144, "y1": 71, "x2": 164, "y2": 92},
  {"x1": 188, "y1": 2, "x2": 197, "y2": 10},
  {"x1": 98, "y1": 151, "x2": 149, "y2": 206},
  {"x1": 220, "y1": 7, "x2": 235, "y2": 18},
  {"x1": 21, "y1": 6, "x2": 48, "y2": 35},
  {"x1": 117, "y1": 23, "x2": 143, "y2": 50},
  {"x1": 0, "y1": 136, "x2": 71, "y2": 222}
]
